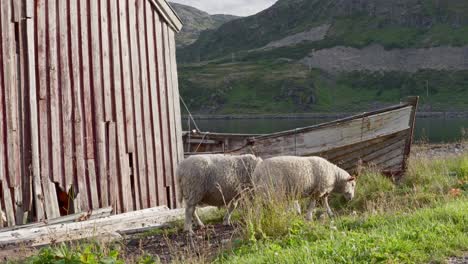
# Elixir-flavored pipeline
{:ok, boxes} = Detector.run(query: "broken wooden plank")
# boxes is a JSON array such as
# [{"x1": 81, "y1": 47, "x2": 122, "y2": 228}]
[
  {"x1": 0, "y1": 207, "x2": 216, "y2": 248},
  {"x1": 0, "y1": 207, "x2": 113, "y2": 233}
]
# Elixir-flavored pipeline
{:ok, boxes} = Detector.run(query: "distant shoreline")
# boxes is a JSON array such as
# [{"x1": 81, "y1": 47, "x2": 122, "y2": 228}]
[{"x1": 183, "y1": 111, "x2": 468, "y2": 120}]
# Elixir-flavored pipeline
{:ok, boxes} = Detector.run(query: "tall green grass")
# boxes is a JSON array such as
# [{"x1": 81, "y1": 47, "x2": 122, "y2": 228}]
[{"x1": 220, "y1": 153, "x2": 468, "y2": 263}]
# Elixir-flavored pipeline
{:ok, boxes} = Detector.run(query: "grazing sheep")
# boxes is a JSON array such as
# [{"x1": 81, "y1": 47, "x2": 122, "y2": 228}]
[
  {"x1": 177, "y1": 154, "x2": 263, "y2": 233},
  {"x1": 252, "y1": 156, "x2": 356, "y2": 220}
]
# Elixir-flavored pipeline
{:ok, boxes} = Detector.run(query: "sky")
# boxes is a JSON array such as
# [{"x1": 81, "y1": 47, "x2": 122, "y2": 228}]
[{"x1": 170, "y1": 0, "x2": 278, "y2": 16}]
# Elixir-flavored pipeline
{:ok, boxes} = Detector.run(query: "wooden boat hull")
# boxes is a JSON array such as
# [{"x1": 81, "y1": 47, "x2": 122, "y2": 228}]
[{"x1": 183, "y1": 97, "x2": 419, "y2": 178}]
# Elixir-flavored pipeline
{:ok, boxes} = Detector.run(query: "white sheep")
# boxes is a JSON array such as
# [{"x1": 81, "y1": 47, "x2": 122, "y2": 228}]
[
  {"x1": 177, "y1": 154, "x2": 263, "y2": 233},
  {"x1": 252, "y1": 156, "x2": 356, "y2": 220}
]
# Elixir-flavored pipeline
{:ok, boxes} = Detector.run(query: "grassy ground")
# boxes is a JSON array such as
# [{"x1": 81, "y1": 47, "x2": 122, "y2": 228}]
[{"x1": 13, "y1": 150, "x2": 468, "y2": 264}]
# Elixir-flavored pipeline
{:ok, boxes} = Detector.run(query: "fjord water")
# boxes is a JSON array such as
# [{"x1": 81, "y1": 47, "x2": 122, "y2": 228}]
[{"x1": 183, "y1": 117, "x2": 468, "y2": 143}]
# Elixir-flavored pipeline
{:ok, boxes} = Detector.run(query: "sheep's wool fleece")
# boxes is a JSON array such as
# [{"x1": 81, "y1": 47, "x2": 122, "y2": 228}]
[
  {"x1": 253, "y1": 156, "x2": 350, "y2": 197},
  {"x1": 177, "y1": 154, "x2": 261, "y2": 207}
]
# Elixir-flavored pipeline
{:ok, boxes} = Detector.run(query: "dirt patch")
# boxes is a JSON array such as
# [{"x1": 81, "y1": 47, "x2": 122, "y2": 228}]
[
  {"x1": 412, "y1": 142, "x2": 467, "y2": 158},
  {"x1": 123, "y1": 224, "x2": 239, "y2": 263},
  {"x1": 447, "y1": 255, "x2": 468, "y2": 264}
]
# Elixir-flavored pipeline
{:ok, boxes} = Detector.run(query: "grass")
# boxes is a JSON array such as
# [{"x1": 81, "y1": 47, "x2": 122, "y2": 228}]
[
  {"x1": 18, "y1": 152, "x2": 468, "y2": 263},
  {"x1": 217, "y1": 152, "x2": 468, "y2": 263}
]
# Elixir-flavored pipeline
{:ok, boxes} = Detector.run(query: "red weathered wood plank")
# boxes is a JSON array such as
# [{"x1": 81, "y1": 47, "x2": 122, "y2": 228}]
[
  {"x1": 90, "y1": 0, "x2": 108, "y2": 207},
  {"x1": 47, "y1": 0, "x2": 64, "y2": 186},
  {"x1": 167, "y1": 28, "x2": 184, "y2": 207},
  {"x1": 155, "y1": 15, "x2": 172, "y2": 192},
  {"x1": 108, "y1": 122, "x2": 118, "y2": 210},
  {"x1": 100, "y1": 0, "x2": 113, "y2": 122},
  {"x1": 25, "y1": 11, "x2": 45, "y2": 221},
  {"x1": 118, "y1": 0, "x2": 136, "y2": 155},
  {"x1": 69, "y1": 0, "x2": 89, "y2": 212},
  {"x1": 110, "y1": 0, "x2": 132, "y2": 213},
  {"x1": 19, "y1": 15, "x2": 34, "y2": 219},
  {"x1": 118, "y1": 0, "x2": 138, "y2": 209},
  {"x1": 12, "y1": 0, "x2": 21, "y2": 22},
  {"x1": 86, "y1": 160, "x2": 100, "y2": 209},
  {"x1": 0, "y1": 1, "x2": 16, "y2": 226},
  {"x1": 162, "y1": 24, "x2": 178, "y2": 208},
  {"x1": 167, "y1": 29, "x2": 184, "y2": 164},
  {"x1": 35, "y1": 0, "x2": 60, "y2": 219},
  {"x1": 144, "y1": 5, "x2": 159, "y2": 208},
  {"x1": 138, "y1": 0, "x2": 157, "y2": 208},
  {"x1": 151, "y1": 13, "x2": 166, "y2": 206},
  {"x1": 58, "y1": 0, "x2": 74, "y2": 192},
  {"x1": 78, "y1": 0, "x2": 94, "y2": 160},
  {"x1": 128, "y1": 0, "x2": 148, "y2": 209}
]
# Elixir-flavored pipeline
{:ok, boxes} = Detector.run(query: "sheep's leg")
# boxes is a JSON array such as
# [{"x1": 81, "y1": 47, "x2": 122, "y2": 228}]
[
  {"x1": 193, "y1": 209, "x2": 205, "y2": 228},
  {"x1": 184, "y1": 205, "x2": 195, "y2": 234},
  {"x1": 223, "y1": 201, "x2": 237, "y2": 226},
  {"x1": 323, "y1": 196, "x2": 334, "y2": 218},
  {"x1": 305, "y1": 199, "x2": 316, "y2": 221},
  {"x1": 293, "y1": 200, "x2": 302, "y2": 215}
]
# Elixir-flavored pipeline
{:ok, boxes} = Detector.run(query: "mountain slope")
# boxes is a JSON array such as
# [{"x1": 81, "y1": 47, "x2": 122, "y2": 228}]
[
  {"x1": 179, "y1": 0, "x2": 468, "y2": 61},
  {"x1": 176, "y1": 0, "x2": 468, "y2": 114},
  {"x1": 169, "y1": 2, "x2": 239, "y2": 47}
]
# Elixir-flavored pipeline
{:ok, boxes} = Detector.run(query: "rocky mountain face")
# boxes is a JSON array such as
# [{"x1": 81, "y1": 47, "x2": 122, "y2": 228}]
[
  {"x1": 169, "y1": 2, "x2": 239, "y2": 47},
  {"x1": 174, "y1": 0, "x2": 468, "y2": 114}
]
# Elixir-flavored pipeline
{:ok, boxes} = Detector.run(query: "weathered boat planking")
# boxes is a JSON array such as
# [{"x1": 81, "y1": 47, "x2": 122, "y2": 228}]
[{"x1": 183, "y1": 97, "x2": 419, "y2": 178}]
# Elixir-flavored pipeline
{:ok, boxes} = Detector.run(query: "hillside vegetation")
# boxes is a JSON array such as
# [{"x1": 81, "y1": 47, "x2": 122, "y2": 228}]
[
  {"x1": 169, "y1": 2, "x2": 239, "y2": 47},
  {"x1": 176, "y1": 0, "x2": 468, "y2": 114}
]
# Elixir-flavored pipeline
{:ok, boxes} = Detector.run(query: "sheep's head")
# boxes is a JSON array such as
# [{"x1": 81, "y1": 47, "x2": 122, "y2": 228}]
[{"x1": 336, "y1": 169, "x2": 356, "y2": 201}]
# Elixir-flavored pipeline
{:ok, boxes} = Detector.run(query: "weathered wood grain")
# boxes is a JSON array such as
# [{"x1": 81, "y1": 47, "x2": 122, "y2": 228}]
[
  {"x1": 155, "y1": 13, "x2": 170, "y2": 205},
  {"x1": 58, "y1": 0, "x2": 74, "y2": 191},
  {"x1": 118, "y1": 0, "x2": 136, "y2": 154},
  {"x1": 90, "y1": 0, "x2": 108, "y2": 208},
  {"x1": 69, "y1": 0, "x2": 89, "y2": 212},
  {"x1": 86, "y1": 160, "x2": 99, "y2": 209},
  {"x1": 110, "y1": 0, "x2": 132, "y2": 212},
  {"x1": 78, "y1": 0, "x2": 95, "y2": 160},
  {"x1": 151, "y1": 12, "x2": 166, "y2": 206},
  {"x1": 167, "y1": 28, "x2": 183, "y2": 206},
  {"x1": 100, "y1": 0, "x2": 113, "y2": 122},
  {"x1": 35, "y1": 0, "x2": 60, "y2": 220},
  {"x1": 128, "y1": 0, "x2": 148, "y2": 209},
  {"x1": 138, "y1": 0, "x2": 157, "y2": 208},
  {"x1": 25, "y1": 13, "x2": 45, "y2": 222},
  {"x1": 47, "y1": 0, "x2": 64, "y2": 186},
  {"x1": 156, "y1": 16, "x2": 172, "y2": 190}
]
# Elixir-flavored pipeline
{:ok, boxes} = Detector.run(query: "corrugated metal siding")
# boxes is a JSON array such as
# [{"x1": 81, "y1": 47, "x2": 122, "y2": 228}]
[{"x1": 0, "y1": 0, "x2": 184, "y2": 228}]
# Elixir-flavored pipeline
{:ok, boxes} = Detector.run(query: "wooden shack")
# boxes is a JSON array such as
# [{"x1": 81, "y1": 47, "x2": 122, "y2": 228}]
[{"x1": 0, "y1": 0, "x2": 184, "y2": 227}]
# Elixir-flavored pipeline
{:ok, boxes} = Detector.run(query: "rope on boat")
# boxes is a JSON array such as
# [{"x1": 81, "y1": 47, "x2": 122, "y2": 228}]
[{"x1": 180, "y1": 96, "x2": 201, "y2": 132}]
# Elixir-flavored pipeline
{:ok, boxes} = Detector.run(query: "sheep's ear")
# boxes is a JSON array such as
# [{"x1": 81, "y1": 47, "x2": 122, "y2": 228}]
[{"x1": 347, "y1": 176, "x2": 356, "y2": 182}]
